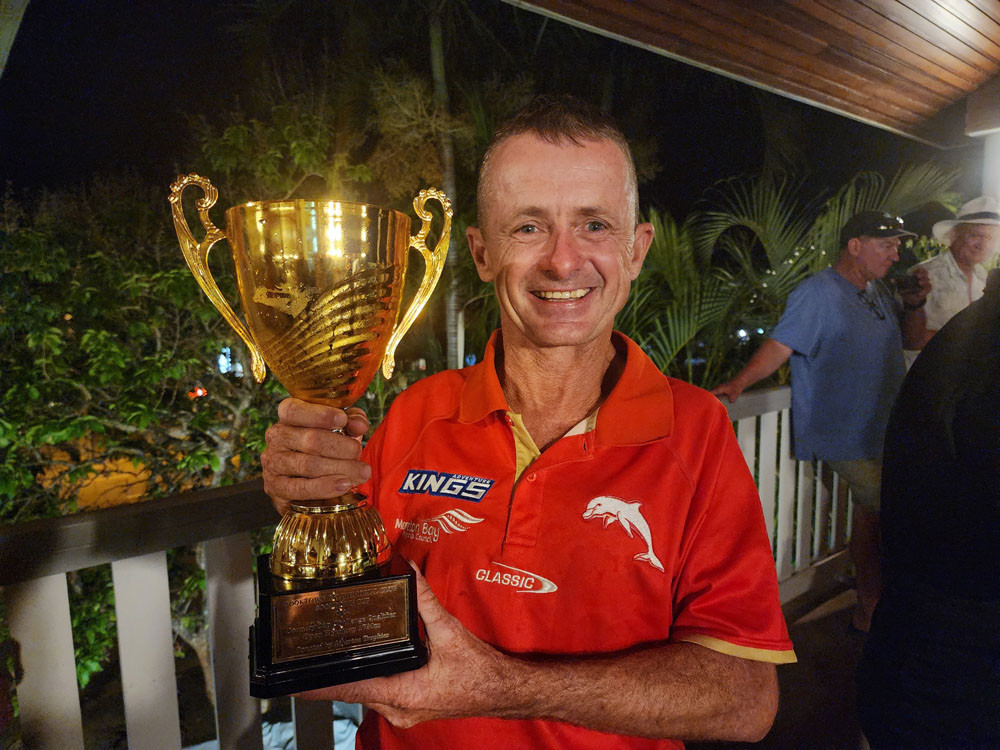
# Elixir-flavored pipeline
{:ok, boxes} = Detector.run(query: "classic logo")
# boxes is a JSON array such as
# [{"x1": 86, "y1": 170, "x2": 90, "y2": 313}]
[
  {"x1": 475, "y1": 562, "x2": 558, "y2": 594},
  {"x1": 399, "y1": 469, "x2": 495, "y2": 502},
  {"x1": 394, "y1": 509, "x2": 484, "y2": 543},
  {"x1": 582, "y1": 496, "x2": 664, "y2": 572}
]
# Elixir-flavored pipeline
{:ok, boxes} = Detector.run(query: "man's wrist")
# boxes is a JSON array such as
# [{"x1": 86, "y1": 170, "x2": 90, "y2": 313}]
[{"x1": 903, "y1": 298, "x2": 927, "y2": 311}]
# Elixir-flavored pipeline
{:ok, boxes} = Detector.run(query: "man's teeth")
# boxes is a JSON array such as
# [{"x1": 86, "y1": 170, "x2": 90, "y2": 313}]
[{"x1": 535, "y1": 289, "x2": 588, "y2": 300}]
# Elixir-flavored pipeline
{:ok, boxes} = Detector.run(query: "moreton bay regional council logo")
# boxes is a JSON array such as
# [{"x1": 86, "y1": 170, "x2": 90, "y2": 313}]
[{"x1": 394, "y1": 509, "x2": 484, "y2": 543}]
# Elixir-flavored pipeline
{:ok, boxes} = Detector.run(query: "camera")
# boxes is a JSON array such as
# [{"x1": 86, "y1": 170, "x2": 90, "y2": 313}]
[{"x1": 892, "y1": 274, "x2": 921, "y2": 292}]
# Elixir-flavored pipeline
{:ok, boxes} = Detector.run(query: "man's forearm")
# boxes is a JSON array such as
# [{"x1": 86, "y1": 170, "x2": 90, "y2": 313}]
[
  {"x1": 495, "y1": 642, "x2": 778, "y2": 742},
  {"x1": 728, "y1": 339, "x2": 794, "y2": 394},
  {"x1": 310, "y1": 570, "x2": 779, "y2": 741}
]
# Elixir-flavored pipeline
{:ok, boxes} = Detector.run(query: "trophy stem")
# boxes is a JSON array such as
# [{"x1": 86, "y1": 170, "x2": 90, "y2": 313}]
[{"x1": 270, "y1": 494, "x2": 391, "y2": 582}]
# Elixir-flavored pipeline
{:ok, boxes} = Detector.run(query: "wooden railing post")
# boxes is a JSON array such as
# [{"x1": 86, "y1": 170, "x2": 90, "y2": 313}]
[
  {"x1": 112, "y1": 551, "x2": 182, "y2": 750},
  {"x1": 205, "y1": 532, "x2": 263, "y2": 750},
  {"x1": 3, "y1": 574, "x2": 84, "y2": 749}
]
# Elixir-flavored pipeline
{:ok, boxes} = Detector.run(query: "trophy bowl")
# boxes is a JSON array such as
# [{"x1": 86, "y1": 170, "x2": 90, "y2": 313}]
[{"x1": 168, "y1": 174, "x2": 451, "y2": 697}]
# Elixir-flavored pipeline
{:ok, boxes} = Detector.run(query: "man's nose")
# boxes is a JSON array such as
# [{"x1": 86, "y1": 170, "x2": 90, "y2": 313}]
[{"x1": 540, "y1": 229, "x2": 584, "y2": 277}]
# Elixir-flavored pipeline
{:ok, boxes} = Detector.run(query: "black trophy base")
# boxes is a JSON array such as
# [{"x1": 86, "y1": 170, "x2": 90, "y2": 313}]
[{"x1": 249, "y1": 554, "x2": 427, "y2": 699}]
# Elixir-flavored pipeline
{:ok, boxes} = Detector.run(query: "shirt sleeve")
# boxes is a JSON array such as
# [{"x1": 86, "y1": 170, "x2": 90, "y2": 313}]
[
  {"x1": 668, "y1": 404, "x2": 797, "y2": 664},
  {"x1": 770, "y1": 277, "x2": 824, "y2": 357}
]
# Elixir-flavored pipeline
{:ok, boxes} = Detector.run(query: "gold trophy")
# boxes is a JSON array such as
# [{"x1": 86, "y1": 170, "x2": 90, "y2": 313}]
[{"x1": 168, "y1": 174, "x2": 451, "y2": 698}]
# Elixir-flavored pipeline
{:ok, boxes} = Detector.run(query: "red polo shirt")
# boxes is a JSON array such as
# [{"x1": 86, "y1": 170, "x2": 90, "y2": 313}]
[{"x1": 356, "y1": 332, "x2": 794, "y2": 749}]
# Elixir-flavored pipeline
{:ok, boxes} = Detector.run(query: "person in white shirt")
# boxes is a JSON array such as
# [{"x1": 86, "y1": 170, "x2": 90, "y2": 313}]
[{"x1": 903, "y1": 196, "x2": 1000, "y2": 366}]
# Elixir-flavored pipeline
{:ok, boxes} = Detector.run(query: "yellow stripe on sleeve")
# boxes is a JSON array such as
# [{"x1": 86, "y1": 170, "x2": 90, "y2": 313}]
[{"x1": 678, "y1": 634, "x2": 798, "y2": 664}]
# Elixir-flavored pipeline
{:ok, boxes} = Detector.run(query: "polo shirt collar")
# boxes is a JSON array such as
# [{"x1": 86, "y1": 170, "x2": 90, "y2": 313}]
[{"x1": 457, "y1": 330, "x2": 674, "y2": 445}]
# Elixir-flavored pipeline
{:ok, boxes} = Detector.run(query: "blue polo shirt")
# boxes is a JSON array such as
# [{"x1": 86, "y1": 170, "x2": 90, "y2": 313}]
[{"x1": 770, "y1": 267, "x2": 905, "y2": 461}]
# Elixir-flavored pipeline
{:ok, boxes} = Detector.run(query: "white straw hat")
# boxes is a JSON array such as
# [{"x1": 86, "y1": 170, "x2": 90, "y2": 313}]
[{"x1": 932, "y1": 196, "x2": 1000, "y2": 243}]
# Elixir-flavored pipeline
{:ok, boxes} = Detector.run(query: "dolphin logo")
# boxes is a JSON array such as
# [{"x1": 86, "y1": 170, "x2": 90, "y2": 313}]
[{"x1": 582, "y1": 496, "x2": 664, "y2": 572}]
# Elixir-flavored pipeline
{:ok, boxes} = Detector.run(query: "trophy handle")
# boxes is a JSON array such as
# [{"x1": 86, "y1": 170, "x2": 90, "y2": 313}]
[
  {"x1": 168, "y1": 174, "x2": 267, "y2": 383},
  {"x1": 380, "y1": 188, "x2": 453, "y2": 379}
]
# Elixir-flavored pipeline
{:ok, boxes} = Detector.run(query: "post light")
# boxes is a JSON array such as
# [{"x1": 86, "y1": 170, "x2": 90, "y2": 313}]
[
  {"x1": 965, "y1": 78, "x2": 1000, "y2": 198},
  {"x1": 983, "y1": 133, "x2": 1000, "y2": 200}
]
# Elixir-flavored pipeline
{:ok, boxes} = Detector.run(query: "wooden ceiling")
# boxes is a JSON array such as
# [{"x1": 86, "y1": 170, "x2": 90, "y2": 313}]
[{"x1": 510, "y1": 0, "x2": 1000, "y2": 147}]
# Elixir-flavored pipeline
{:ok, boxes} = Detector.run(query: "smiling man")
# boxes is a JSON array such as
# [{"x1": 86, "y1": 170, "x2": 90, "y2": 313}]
[
  {"x1": 713, "y1": 210, "x2": 930, "y2": 633},
  {"x1": 261, "y1": 94, "x2": 795, "y2": 749},
  {"x1": 902, "y1": 196, "x2": 1000, "y2": 364}
]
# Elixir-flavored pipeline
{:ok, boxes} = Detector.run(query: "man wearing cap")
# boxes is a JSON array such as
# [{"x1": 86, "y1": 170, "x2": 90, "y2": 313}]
[
  {"x1": 713, "y1": 211, "x2": 930, "y2": 632},
  {"x1": 902, "y1": 196, "x2": 1000, "y2": 366}
]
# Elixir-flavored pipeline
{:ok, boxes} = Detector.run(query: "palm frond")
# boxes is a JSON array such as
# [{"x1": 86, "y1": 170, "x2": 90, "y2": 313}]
[
  {"x1": 634, "y1": 277, "x2": 729, "y2": 373},
  {"x1": 806, "y1": 172, "x2": 885, "y2": 260},
  {"x1": 881, "y1": 162, "x2": 962, "y2": 215},
  {"x1": 691, "y1": 175, "x2": 811, "y2": 269},
  {"x1": 641, "y1": 207, "x2": 700, "y2": 294}
]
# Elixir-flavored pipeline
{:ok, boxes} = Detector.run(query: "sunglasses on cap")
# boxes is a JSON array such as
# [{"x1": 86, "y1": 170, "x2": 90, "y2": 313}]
[{"x1": 840, "y1": 211, "x2": 916, "y2": 246}]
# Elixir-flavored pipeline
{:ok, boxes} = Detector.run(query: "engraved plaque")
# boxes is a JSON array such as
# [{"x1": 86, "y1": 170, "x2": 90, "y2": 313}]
[
  {"x1": 248, "y1": 556, "x2": 426, "y2": 698},
  {"x1": 271, "y1": 579, "x2": 410, "y2": 663}
]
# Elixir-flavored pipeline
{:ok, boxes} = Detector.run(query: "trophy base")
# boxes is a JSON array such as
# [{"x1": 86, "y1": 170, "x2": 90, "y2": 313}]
[{"x1": 249, "y1": 554, "x2": 427, "y2": 699}]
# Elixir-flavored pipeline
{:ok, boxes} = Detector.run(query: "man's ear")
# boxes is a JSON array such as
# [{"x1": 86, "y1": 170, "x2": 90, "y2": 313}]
[
  {"x1": 467, "y1": 226, "x2": 494, "y2": 282},
  {"x1": 627, "y1": 222, "x2": 655, "y2": 280}
]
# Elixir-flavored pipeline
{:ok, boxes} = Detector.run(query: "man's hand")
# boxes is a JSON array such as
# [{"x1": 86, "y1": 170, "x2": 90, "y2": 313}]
[
  {"x1": 261, "y1": 398, "x2": 372, "y2": 515},
  {"x1": 295, "y1": 565, "x2": 516, "y2": 728},
  {"x1": 711, "y1": 338, "x2": 793, "y2": 405},
  {"x1": 900, "y1": 266, "x2": 931, "y2": 309},
  {"x1": 711, "y1": 379, "x2": 745, "y2": 403},
  {"x1": 900, "y1": 268, "x2": 934, "y2": 350}
]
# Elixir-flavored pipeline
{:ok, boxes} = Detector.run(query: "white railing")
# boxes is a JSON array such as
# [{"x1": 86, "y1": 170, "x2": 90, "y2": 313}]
[
  {"x1": 727, "y1": 386, "x2": 853, "y2": 605},
  {"x1": 0, "y1": 385, "x2": 852, "y2": 748},
  {"x1": 0, "y1": 481, "x2": 340, "y2": 750}
]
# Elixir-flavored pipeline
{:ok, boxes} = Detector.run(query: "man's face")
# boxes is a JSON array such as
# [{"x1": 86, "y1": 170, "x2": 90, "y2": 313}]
[
  {"x1": 851, "y1": 235, "x2": 901, "y2": 281},
  {"x1": 950, "y1": 223, "x2": 998, "y2": 268},
  {"x1": 466, "y1": 134, "x2": 653, "y2": 351}
]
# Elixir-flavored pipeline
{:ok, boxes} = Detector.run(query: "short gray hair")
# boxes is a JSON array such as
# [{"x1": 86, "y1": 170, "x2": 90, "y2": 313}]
[{"x1": 476, "y1": 94, "x2": 639, "y2": 228}]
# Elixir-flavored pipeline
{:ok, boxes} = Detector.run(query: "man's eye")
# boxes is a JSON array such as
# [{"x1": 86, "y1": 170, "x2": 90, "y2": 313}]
[
  {"x1": 516, "y1": 225, "x2": 537, "y2": 234},
  {"x1": 585, "y1": 221, "x2": 607, "y2": 232}
]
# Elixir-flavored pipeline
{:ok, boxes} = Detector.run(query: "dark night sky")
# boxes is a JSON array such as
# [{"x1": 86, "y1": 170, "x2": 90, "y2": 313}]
[
  {"x1": 0, "y1": 0, "x2": 236, "y2": 192},
  {"x1": 0, "y1": 0, "x2": 984, "y2": 224}
]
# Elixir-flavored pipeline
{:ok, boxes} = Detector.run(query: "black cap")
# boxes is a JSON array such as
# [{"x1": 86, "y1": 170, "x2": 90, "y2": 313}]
[{"x1": 839, "y1": 210, "x2": 916, "y2": 247}]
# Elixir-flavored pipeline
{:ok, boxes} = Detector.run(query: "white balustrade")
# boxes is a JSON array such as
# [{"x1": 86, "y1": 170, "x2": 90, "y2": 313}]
[
  {"x1": 0, "y1": 386, "x2": 854, "y2": 746},
  {"x1": 725, "y1": 387, "x2": 855, "y2": 604}
]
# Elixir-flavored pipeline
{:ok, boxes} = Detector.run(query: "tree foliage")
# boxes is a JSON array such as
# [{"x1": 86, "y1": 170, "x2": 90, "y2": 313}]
[{"x1": 1, "y1": 177, "x2": 281, "y2": 523}]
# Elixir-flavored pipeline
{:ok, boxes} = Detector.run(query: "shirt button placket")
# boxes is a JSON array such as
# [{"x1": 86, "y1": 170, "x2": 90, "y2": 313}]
[{"x1": 507, "y1": 468, "x2": 542, "y2": 547}]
